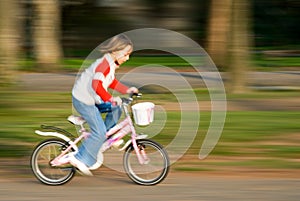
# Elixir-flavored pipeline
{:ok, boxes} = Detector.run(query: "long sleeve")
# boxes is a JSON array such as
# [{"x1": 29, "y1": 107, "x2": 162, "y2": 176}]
[
  {"x1": 92, "y1": 80, "x2": 112, "y2": 102},
  {"x1": 109, "y1": 78, "x2": 128, "y2": 94},
  {"x1": 91, "y1": 56, "x2": 129, "y2": 102},
  {"x1": 91, "y1": 58, "x2": 113, "y2": 102}
]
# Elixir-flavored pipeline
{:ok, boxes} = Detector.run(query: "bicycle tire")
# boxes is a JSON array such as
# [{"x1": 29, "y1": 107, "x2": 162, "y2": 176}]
[
  {"x1": 123, "y1": 139, "x2": 169, "y2": 185},
  {"x1": 30, "y1": 139, "x2": 75, "y2": 185}
]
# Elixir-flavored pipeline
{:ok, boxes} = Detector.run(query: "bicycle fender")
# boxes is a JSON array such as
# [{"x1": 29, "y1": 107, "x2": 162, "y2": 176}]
[
  {"x1": 35, "y1": 130, "x2": 73, "y2": 144},
  {"x1": 119, "y1": 134, "x2": 148, "y2": 151},
  {"x1": 119, "y1": 140, "x2": 132, "y2": 151}
]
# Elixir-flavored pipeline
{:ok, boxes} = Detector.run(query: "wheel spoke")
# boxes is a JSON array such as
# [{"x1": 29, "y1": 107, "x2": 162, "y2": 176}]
[
  {"x1": 31, "y1": 139, "x2": 75, "y2": 185},
  {"x1": 124, "y1": 139, "x2": 169, "y2": 185}
]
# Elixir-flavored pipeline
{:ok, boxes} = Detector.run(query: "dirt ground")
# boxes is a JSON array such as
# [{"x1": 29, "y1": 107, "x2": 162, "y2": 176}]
[
  {"x1": 1, "y1": 153, "x2": 300, "y2": 181},
  {"x1": 1, "y1": 163, "x2": 300, "y2": 201},
  {"x1": 1, "y1": 153, "x2": 300, "y2": 199}
]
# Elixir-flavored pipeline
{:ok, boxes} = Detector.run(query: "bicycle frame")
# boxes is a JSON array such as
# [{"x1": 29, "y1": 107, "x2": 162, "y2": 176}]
[
  {"x1": 35, "y1": 98, "x2": 149, "y2": 168},
  {"x1": 108, "y1": 103, "x2": 149, "y2": 165}
]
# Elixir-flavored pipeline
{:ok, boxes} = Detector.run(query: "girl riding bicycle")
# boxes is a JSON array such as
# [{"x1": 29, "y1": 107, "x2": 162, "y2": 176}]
[{"x1": 66, "y1": 34, "x2": 138, "y2": 175}]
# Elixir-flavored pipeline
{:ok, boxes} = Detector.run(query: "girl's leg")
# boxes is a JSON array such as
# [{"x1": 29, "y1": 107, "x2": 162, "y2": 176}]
[
  {"x1": 104, "y1": 105, "x2": 122, "y2": 130},
  {"x1": 72, "y1": 97, "x2": 107, "y2": 167}
]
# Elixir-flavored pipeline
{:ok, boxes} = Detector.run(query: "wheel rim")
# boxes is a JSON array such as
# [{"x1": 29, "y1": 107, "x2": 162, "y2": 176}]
[
  {"x1": 32, "y1": 140, "x2": 74, "y2": 184},
  {"x1": 125, "y1": 140, "x2": 169, "y2": 184}
]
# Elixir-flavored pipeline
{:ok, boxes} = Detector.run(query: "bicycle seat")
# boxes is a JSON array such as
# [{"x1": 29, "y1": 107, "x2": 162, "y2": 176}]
[{"x1": 68, "y1": 115, "x2": 86, "y2": 126}]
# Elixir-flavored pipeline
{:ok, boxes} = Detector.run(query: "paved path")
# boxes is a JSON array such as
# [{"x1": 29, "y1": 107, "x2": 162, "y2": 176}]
[
  {"x1": 1, "y1": 171, "x2": 300, "y2": 201},
  {"x1": 18, "y1": 71, "x2": 300, "y2": 92},
  {"x1": 17, "y1": 71, "x2": 300, "y2": 111}
]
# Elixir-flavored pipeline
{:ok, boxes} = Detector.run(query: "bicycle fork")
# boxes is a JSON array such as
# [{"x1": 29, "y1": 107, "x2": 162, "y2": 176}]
[
  {"x1": 107, "y1": 116, "x2": 150, "y2": 165},
  {"x1": 131, "y1": 139, "x2": 150, "y2": 165},
  {"x1": 127, "y1": 119, "x2": 150, "y2": 165}
]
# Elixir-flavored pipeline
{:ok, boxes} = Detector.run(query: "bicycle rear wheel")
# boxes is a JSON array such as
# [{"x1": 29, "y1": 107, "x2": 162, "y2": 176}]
[
  {"x1": 123, "y1": 139, "x2": 169, "y2": 185},
  {"x1": 30, "y1": 139, "x2": 75, "y2": 185}
]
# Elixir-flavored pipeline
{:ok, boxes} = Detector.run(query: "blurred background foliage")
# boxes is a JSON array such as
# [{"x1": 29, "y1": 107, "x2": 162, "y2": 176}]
[
  {"x1": 0, "y1": 0, "x2": 299, "y2": 92},
  {"x1": 0, "y1": 0, "x2": 299, "y2": 172}
]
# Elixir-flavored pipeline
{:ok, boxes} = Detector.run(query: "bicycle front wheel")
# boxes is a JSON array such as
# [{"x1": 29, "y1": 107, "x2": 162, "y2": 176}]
[
  {"x1": 30, "y1": 139, "x2": 75, "y2": 185},
  {"x1": 123, "y1": 139, "x2": 169, "y2": 185}
]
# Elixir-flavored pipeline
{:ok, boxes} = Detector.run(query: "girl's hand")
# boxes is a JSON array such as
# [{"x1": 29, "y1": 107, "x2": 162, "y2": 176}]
[
  {"x1": 126, "y1": 87, "x2": 139, "y2": 94},
  {"x1": 110, "y1": 96, "x2": 122, "y2": 106}
]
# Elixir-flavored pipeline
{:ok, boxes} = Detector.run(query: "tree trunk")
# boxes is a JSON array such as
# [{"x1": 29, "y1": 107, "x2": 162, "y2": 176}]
[
  {"x1": 206, "y1": 0, "x2": 252, "y2": 94},
  {"x1": 206, "y1": 0, "x2": 232, "y2": 71},
  {"x1": 0, "y1": 0, "x2": 21, "y2": 85},
  {"x1": 32, "y1": 0, "x2": 63, "y2": 72},
  {"x1": 228, "y1": 0, "x2": 252, "y2": 93}
]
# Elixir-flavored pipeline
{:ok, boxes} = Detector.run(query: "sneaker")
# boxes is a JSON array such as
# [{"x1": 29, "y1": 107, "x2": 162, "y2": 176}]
[
  {"x1": 100, "y1": 140, "x2": 110, "y2": 152},
  {"x1": 88, "y1": 151, "x2": 103, "y2": 170},
  {"x1": 68, "y1": 155, "x2": 93, "y2": 176}
]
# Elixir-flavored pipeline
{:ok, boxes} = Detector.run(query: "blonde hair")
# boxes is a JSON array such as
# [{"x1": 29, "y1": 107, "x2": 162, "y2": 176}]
[{"x1": 99, "y1": 34, "x2": 133, "y2": 54}]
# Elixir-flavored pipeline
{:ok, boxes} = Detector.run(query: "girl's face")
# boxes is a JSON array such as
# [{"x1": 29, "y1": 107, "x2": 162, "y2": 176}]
[{"x1": 113, "y1": 45, "x2": 132, "y2": 67}]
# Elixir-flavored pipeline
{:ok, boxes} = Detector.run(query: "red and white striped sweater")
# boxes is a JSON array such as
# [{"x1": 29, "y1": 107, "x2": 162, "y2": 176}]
[{"x1": 72, "y1": 54, "x2": 128, "y2": 105}]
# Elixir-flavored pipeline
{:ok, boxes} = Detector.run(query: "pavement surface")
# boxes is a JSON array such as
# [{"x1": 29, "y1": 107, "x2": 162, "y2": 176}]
[
  {"x1": 17, "y1": 71, "x2": 300, "y2": 111},
  {"x1": 18, "y1": 71, "x2": 300, "y2": 92},
  {"x1": 1, "y1": 169, "x2": 300, "y2": 201}
]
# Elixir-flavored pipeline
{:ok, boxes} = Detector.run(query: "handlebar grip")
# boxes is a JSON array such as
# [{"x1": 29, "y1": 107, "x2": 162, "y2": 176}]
[
  {"x1": 130, "y1": 93, "x2": 142, "y2": 98},
  {"x1": 122, "y1": 93, "x2": 142, "y2": 104}
]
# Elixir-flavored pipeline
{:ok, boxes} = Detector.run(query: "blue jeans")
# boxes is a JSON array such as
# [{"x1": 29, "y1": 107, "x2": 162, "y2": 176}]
[
  {"x1": 72, "y1": 96, "x2": 122, "y2": 167},
  {"x1": 103, "y1": 104, "x2": 122, "y2": 131}
]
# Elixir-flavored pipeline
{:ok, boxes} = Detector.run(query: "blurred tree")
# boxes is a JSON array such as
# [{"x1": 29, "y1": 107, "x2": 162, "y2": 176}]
[
  {"x1": 227, "y1": 0, "x2": 252, "y2": 93},
  {"x1": 32, "y1": 0, "x2": 63, "y2": 71},
  {"x1": 207, "y1": 0, "x2": 252, "y2": 93},
  {"x1": 253, "y1": 0, "x2": 300, "y2": 47},
  {"x1": 206, "y1": 0, "x2": 232, "y2": 71},
  {"x1": 0, "y1": 0, "x2": 21, "y2": 85}
]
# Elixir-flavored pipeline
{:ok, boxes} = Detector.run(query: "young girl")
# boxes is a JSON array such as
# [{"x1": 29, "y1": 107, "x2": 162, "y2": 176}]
[{"x1": 68, "y1": 34, "x2": 138, "y2": 175}]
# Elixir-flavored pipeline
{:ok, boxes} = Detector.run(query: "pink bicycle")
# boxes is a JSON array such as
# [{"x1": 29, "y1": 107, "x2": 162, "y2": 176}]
[{"x1": 30, "y1": 93, "x2": 169, "y2": 186}]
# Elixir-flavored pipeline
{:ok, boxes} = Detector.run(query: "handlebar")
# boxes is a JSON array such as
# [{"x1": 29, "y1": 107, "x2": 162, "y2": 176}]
[
  {"x1": 130, "y1": 93, "x2": 142, "y2": 99},
  {"x1": 96, "y1": 93, "x2": 142, "y2": 113},
  {"x1": 122, "y1": 93, "x2": 142, "y2": 105}
]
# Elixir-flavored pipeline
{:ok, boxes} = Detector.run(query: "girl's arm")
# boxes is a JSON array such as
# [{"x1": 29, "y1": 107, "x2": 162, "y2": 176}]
[
  {"x1": 91, "y1": 58, "x2": 114, "y2": 102},
  {"x1": 92, "y1": 79, "x2": 112, "y2": 102},
  {"x1": 109, "y1": 79, "x2": 128, "y2": 94}
]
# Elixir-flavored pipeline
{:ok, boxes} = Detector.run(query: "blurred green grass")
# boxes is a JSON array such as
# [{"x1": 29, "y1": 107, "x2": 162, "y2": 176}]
[
  {"x1": 19, "y1": 53, "x2": 300, "y2": 72},
  {"x1": 19, "y1": 56, "x2": 196, "y2": 72},
  {"x1": 1, "y1": 89, "x2": 300, "y2": 171},
  {"x1": 253, "y1": 55, "x2": 300, "y2": 71}
]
